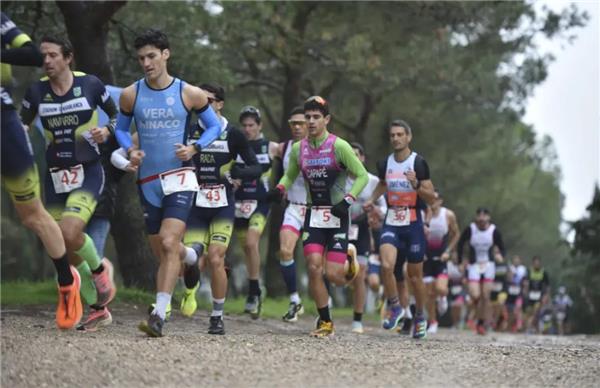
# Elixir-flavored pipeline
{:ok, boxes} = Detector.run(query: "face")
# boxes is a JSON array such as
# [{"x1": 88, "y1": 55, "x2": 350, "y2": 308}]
[
  {"x1": 305, "y1": 109, "x2": 329, "y2": 138},
  {"x1": 288, "y1": 113, "x2": 307, "y2": 141},
  {"x1": 431, "y1": 193, "x2": 443, "y2": 211},
  {"x1": 532, "y1": 258, "x2": 541, "y2": 270},
  {"x1": 41, "y1": 42, "x2": 72, "y2": 79},
  {"x1": 389, "y1": 125, "x2": 411, "y2": 152},
  {"x1": 512, "y1": 255, "x2": 522, "y2": 266},
  {"x1": 137, "y1": 45, "x2": 169, "y2": 80},
  {"x1": 202, "y1": 90, "x2": 223, "y2": 115},
  {"x1": 241, "y1": 117, "x2": 261, "y2": 140},
  {"x1": 352, "y1": 147, "x2": 365, "y2": 163},
  {"x1": 475, "y1": 212, "x2": 491, "y2": 229}
]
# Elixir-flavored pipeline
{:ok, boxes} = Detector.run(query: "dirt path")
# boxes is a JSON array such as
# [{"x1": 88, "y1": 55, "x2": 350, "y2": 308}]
[{"x1": 2, "y1": 305, "x2": 599, "y2": 387}]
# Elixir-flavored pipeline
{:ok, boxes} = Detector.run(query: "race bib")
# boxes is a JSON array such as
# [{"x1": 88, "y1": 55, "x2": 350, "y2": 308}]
[
  {"x1": 309, "y1": 207, "x2": 340, "y2": 229},
  {"x1": 451, "y1": 285, "x2": 463, "y2": 296},
  {"x1": 289, "y1": 203, "x2": 307, "y2": 219},
  {"x1": 508, "y1": 285, "x2": 521, "y2": 296},
  {"x1": 556, "y1": 311, "x2": 566, "y2": 321},
  {"x1": 492, "y1": 282, "x2": 503, "y2": 292},
  {"x1": 160, "y1": 167, "x2": 198, "y2": 195},
  {"x1": 50, "y1": 164, "x2": 84, "y2": 194},
  {"x1": 385, "y1": 207, "x2": 410, "y2": 226},
  {"x1": 529, "y1": 290, "x2": 542, "y2": 301},
  {"x1": 196, "y1": 185, "x2": 228, "y2": 208},
  {"x1": 235, "y1": 200, "x2": 258, "y2": 219},
  {"x1": 348, "y1": 224, "x2": 359, "y2": 241}
]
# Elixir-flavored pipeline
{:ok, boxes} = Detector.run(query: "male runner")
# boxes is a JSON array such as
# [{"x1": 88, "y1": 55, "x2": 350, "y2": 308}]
[
  {"x1": 179, "y1": 83, "x2": 261, "y2": 334},
  {"x1": 490, "y1": 250, "x2": 509, "y2": 331},
  {"x1": 233, "y1": 105, "x2": 279, "y2": 319},
  {"x1": 506, "y1": 255, "x2": 526, "y2": 332},
  {"x1": 364, "y1": 119, "x2": 435, "y2": 339},
  {"x1": 423, "y1": 190, "x2": 459, "y2": 334},
  {"x1": 21, "y1": 35, "x2": 118, "y2": 330},
  {"x1": 447, "y1": 255, "x2": 466, "y2": 329},
  {"x1": 523, "y1": 255, "x2": 550, "y2": 334},
  {"x1": 1, "y1": 13, "x2": 82, "y2": 329},
  {"x1": 114, "y1": 29, "x2": 221, "y2": 337},
  {"x1": 457, "y1": 207, "x2": 506, "y2": 335},
  {"x1": 269, "y1": 96, "x2": 367, "y2": 337}
]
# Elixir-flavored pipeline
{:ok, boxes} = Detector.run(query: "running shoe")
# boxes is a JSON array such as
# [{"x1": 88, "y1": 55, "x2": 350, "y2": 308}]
[
  {"x1": 437, "y1": 296, "x2": 448, "y2": 316},
  {"x1": 56, "y1": 266, "x2": 83, "y2": 329},
  {"x1": 413, "y1": 314, "x2": 427, "y2": 339},
  {"x1": 148, "y1": 302, "x2": 172, "y2": 321},
  {"x1": 282, "y1": 302, "x2": 304, "y2": 322},
  {"x1": 427, "y1": 320, "x2": 439, "y2": 334},
  {"x1": 351, "y1": 321, "x2": 364, "y2": 334},
  {"x1": 92, "y1": 257, "x2": 117, "y2": 307},
  {"x1": 476, "y1": 322, "x2": 487, "y2": 336},
  {"x1": 310, "y1": 319, "x2": 335, "y2": 338},
  {"x1": 345, "y1": 243, "x2": 359, "y2": 282},
  {"x1": 77, "y1": 306, "x2": 112, "y2": 332},
  {"x1": 180, "y1": 283, "x2": 199, "y2": 317},
  {"x1": 138, "y1": 313, "x2": 164, "y2": 337},
  {"x1": 208, "y1": 316, "x2": 225, "y2": 335},
  {"x1": 382, "y1": 304, "x2": 405, "y2": 330},
  {"x1": 244, "y1": 295, "x2": 262, "y2": 320}
]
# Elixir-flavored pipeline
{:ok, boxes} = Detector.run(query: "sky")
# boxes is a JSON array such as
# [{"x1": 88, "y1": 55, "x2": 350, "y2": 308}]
[{"x1": 523, "y1": 0, "x2": 599, "y2": 224}]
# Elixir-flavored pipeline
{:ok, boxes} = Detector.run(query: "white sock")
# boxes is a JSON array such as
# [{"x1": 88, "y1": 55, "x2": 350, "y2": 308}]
[
  {"x1": 290, "y1": 292, "x2": 301, "y2": 304},
  {"x1": 154, "y1": 292, "x2": 172, "y2": 320},
  {"x1": 211, "y1": 297, "x2": 225, "y2": 317},
  {"x1": 183, "y1": 246, "x2": 198, "y2": 266}
]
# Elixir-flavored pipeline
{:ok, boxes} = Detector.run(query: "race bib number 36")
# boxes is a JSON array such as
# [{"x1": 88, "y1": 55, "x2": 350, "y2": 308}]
[
  {"x1": 385, "y1": 207, "x2": 410, "y2": 226},
  {"x1": 235, "y1": 200, "x2": 258, "y2": 219},
  {"x1": 160, "y1": 167, "x2": 198, "y2": 196},
  {"x1": 196, "y1": 185, "x2": 228, "y2": 208},
  {"x1": 309, "y1": 207, "x2": 340, "y2": 229},
  {"x1": 51, "y1": 164, "x2": 84, "y2": 194}
]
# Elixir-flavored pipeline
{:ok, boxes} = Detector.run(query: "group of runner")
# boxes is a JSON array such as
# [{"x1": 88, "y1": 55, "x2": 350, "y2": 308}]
[{"x1": 2, "y1": 17, "x2": 567, "y2": 339}]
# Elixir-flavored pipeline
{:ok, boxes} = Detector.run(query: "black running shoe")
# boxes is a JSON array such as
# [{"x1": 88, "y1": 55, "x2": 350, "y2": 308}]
[
  {"x1": 138, "y1": 313, "x2": 164, "y2": 337},
  {"x1": 208, "y1": 316, "x2": 225, "y2": 335},
  {"x1": 282, "y1": 302, "x2": 304, "y2": 322}
]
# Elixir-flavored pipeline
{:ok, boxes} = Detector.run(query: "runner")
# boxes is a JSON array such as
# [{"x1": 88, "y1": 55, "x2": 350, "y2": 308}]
[
  {"x1": 364, "y1": 119, "x2": 436, "y2": 339},
  {"x1": 447, "y1": 255, "x2": 466, "y2": 329},
  {"x1": 523, "y1": 255, "x2": 550, "y2": 334},
  {"x1": 490, "y1": 251, "x2": 509, "y2": 331},
  {"x1": 1, "y1": 14, "x2": 83, "y2": 329},
  {"x1": 179, "y1": 83, "x2": 262, "y2": 334},
  {"x1": 268, "y1": 96, "x2": 367, "y2": 337},
  {"x1": 278, "y1": 107, "x2": 309, "y2": 322},
  {"x1": 347, "y1": 142, "x2": 387, "y2": 334},
  {"x1": 20, "y1": 35, "x2": 118, "y2": 330},
  {"x1": 233, "y1": 105, "x2": 279, "y2": 319},
  {"x1": 506, "y1": 255, "x2": 527, "y2": 332},
  {"x1": 114, "y1": 29, "x2": 221, "y2": 337},
  {"x1": 457, "y1": 207, "x2": 506, "y2": 335},
  {"x1": 423, "y1": 190, "x2": 459, "y2": 334},
  {"x1": 553, "y1": 286, "x2": 573, "y2": 335}
]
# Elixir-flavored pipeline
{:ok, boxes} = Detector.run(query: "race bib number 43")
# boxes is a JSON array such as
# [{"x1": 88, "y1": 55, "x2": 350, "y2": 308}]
[
  {"x1": 196, "y1": 185, "x2": 228, "y2": 208},
  {"x1": 51, "y1": 164, "x2": 84, "y2": 194},
  {"x1": 309, "y1": 207, "x2": 340, "y2": 229},
  {"x1": 385, "y1": 207, "x2": 410, "y2": 226},
  {"x1": 160, "y1": 167, "x2": 198, "y2": 196}
]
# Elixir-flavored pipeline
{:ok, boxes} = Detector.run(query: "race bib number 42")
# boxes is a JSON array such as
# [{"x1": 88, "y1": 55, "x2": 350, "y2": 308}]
[
  {"x1": 309, "y1": 207, "x2": 340, "y2": 229},
  {"x1": 385, "y1": 207, "x2": 410, "y2": 226},
  {"x1": 51, "y1": 164, "x2": 84, "y2": 194},
  {"x1": 160, "y1": 167, "x2": 198, "y2": 196},
  {"x1": 196, "y1": 185, "x2": 228, "y2": 208},
  {"x1": 235, "y1": 200, "x2": 258, "y2": 219}
]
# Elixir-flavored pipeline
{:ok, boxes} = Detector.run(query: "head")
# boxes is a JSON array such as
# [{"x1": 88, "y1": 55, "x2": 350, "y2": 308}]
[
  {"x1": 40, "y1": 35, "x2": 74, "y2": 79},
  {"x1": 475, "y1": 207, "x2": 491, "y2": 229},
  {"x1": 388, "y1": 120, "x2": 412, "y2": 153},
  {"x1": 199, "y1": 83, "x2": 225, "y2": 115},
  {"x1": 558, "y1": 286, "x2": 566, "y2": 295},
  {"x1": 134, "y1": 29, "x2": 170, "y2": 81},
  {"x1": 288, "y1": 106, "x2": 307, "y2": 141},
  {"x1": 304, "y1": 96, "x2": 330, "y2": 138},
  {"x1": 512, "y1": 255, "x2": 522, "y2": 266},
  {"x1": 239, "y1": 106, "x2": 262, "y2": 140},
  {"x1": 431, "y1": 189, "x2": 444, "y2": 212},
  {"x1": 532, "y1": 255, "x2": 542, "y2": 270},
  {"x1": 350, "y1": 142, "x2": 366, "y2": 163}
]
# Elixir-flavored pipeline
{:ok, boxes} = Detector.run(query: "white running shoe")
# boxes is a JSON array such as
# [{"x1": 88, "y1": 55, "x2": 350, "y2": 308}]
[
  {"x1": 437, "y1": 296, "x2": 448, "y2": 316},
  {"x1": 427, "y1": 320, "x2": 439, "y2": 334}
]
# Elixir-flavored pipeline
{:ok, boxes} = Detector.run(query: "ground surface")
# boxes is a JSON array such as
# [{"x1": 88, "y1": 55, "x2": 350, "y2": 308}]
[{"x1": 1, "y1": 304, "x2": 599, "y2": 388}]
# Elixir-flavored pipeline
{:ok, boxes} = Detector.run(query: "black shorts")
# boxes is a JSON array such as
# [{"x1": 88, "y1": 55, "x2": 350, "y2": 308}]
[
  {"x1": 349, "y1": 221, "x2": 370, "y2": 257},
  {"x1": 302, "y1": 207, "x2": 349, "y2": 265}
]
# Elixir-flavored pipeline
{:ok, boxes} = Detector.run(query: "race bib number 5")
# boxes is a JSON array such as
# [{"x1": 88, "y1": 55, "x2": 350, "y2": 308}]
[
  {"x1": 309, "y1": 207, "x2": 340, "y2": 229},
  {"x1": 235, "y1": 200, "x2": 258, "y2": 219},
  {"x1": 51, "y1": 164, "x2": 84, "y2": 194},
  {"x1": 385, "y1": 207, "x2": 410, "y2": 226},
  {"x1": 196, "y1": 185, "x2": 228, "y2": 208},
  {"x1": 160, "y1": 167, "x2": 198, "y2": 195}
]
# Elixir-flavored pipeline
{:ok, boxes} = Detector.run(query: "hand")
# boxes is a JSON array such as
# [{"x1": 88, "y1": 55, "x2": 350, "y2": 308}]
[
  {"x1": 175, "y1": 143, "x2": 197, "y2": 161},
  {"x1": 494, "y1": 252, "x2": 504, "y2": 263},
  {"x1": 90, "y1": 126, "x2": 110, "y2": 144},
  {"x1": 266, "y1": 185, "x2": 285, "y2": 203},
  {"x1": 124, "y1": 163, "x2": 139, "y2": 173},
  {"x1": 128, "y1": 149, "x2": 145, "y2": 167},
  {"x1": 441, "y1": 251, "x2": 451, "y2": 262},
  {"x1": 331, "y1": 198, "x2": 351, "y2": 219},
  {"x1": 231, "y1": 179, "x2": 242, "y2": 190},
  {"x1": 404, "y1": 169, "x2": 418, "y2": 189}
]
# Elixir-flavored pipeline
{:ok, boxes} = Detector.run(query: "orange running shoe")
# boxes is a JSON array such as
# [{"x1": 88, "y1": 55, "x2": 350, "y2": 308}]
[
  {"x1": 92, "y1": 257, "x2": 117, "y2": 307},
  {"x1": 56, "y1": 266, "x2": 83, "y2": 329}
]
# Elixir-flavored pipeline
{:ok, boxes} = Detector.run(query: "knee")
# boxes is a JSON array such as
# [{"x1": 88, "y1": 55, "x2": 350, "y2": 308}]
[
  {"x1": 381, "y1": 260, "x2": 395, "y2": 274},
  {"x1": 160, "y1": 235, "x2": 180, "y2": 256},
  {"x1": 207, "y1": 252, "x2": 225, "y2": 270},
  {"x1": 280, "y1": 246, "x2": 294, "y2": 261},
  {"x1": 306, "y1": 260, "x2": 323, "y2": 277},
  {"x1": 60, "y1": 223, "x2": 81, "y2": 248},
  {"x1": 436, "y1": 284, "x2": 448, "y2": 296}
]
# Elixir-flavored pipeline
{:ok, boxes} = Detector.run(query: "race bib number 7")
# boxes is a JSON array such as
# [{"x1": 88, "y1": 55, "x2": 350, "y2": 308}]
[
  {"x1": 51, "y1": 164, "x2": 84, "y2": 194},
  {"x1": 160, "y1": 167, "x2": 198, "y2": 196},
  {"x1": 196, "y1": 185, "x2": 228, "y2": 208},
  {"x1": 309, "y1": 207, "x2": 340, "y2": 229},
  {"x1": 385, "y1": 207, "x2": 410, "y2": 226}
]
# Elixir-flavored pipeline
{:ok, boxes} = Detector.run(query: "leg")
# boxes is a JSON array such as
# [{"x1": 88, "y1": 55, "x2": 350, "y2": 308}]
[
  {"x1": 85, "y1": 216, "x2": 111, "y2": 258},
  {"x1": 279, "y1": 228, "x2": 301, "y2": 299}
]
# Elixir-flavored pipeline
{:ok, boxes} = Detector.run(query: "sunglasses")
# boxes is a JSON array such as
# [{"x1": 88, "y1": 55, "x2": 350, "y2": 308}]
[{"x1": 288, "y1": 120, "x2": 306, "y2": 126}]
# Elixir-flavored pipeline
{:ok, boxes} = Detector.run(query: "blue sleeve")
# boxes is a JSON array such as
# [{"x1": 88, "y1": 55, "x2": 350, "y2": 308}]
[
  {"x1": 195, "y1": 104, "x2": 220, "y2": 150},
  {"x1": 115, "y1": 112, "x2": 133, "y2": 150}
]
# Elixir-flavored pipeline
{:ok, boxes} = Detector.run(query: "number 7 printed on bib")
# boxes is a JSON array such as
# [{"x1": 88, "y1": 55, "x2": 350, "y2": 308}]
[{"x1": 160, "y1": 167, "x2": 198, "y2": 195}]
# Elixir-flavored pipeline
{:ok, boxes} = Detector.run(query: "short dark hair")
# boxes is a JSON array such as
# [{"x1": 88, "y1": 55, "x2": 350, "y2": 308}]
[
  {"x1": 199, "y1": 83, "x2": 225, "y2": 101},
  {"x1": 476, "y1": 207, "x2": 490, "y2": 215},
  {"x1": 239, "y1": 105, "x2": 261, "y2": 124},
  {"x1": 134, "y1": 29, "x2": 169, "y2": 51},
  {"x1": 532, "y1": 255, "x2": 541, "y2": 263},
  {"x1": 389, "y1": 119, "x2": 412, "y2": 135},
  {"x1": 289, "y1": 106, "x2": 304, "y2": 117},
  {"x1": 350, "y1": 142, "x2": 365, "y2": 156},
  {"x1": 304, "y1": 96, "x2": 329, "y2": 116},
  {"x1": 41, "y1": 35, "x2": 73, "y2": 58}
]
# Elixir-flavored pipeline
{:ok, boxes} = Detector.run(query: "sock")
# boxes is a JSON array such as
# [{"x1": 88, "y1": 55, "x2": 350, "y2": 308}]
[
  {"x1": 154, "y1": 292, "x2": 172, "y2": 320},
  {"x1": 183, "y1": 246, "x2": 198, "y2": 266},
  {"x1": 248, "y1": 279, "x2": 261, "y2": 297},
  {"x1": 75, "y1": 233, "x2": 102, "y2": 273},
  {"x1": 183, "y1": 263, "x2": 200, "y2": 289},
  {"x1": 279, "y1": 259, "x2": 297, "y2": 294},
  {"x1": 52, "y1": 254, "x2": 73, "y2": 286},
  {"x1": 353, "y1": 312, "x2": 363, "y2": 322},
  {"x1": 318, "y1": 306, "x2": 332, "y2": 322},
  {"x1": 76, "y1": 261, "x2": 97, "y2": 305},
  {"x1": 388, "y1": 296, "x2": 400, "y2": 307},
  {"x1": 290, "y1": 292, "x2": 301, "y2": 304},
  {"x1": 211, "y1": 297, "x2": 225, "y2": 317}
]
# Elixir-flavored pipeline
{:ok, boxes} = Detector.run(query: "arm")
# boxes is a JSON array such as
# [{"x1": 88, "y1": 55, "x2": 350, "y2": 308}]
[
  {"x1": 178, "y1": 84, "x2": 220, "y2": 159},
  {"x1": 457, "y1": 226, "x2": 471, "y2": 264},
  {"x1": 269, "y1": 141, "x2": 280, "y2": 159},
  {"x1": 410, "y1": 156, "x2": 436, "y2": 205},
  {"x1": 20, "y1": 86, "x2": 38, "y2": 126},
  {"x1": 336, "y1": 139, "x2": 368, "y2": 200},
  {"x1": 493, "y1": 228, "x2": 506, "y2": 259},
  {"x1": 114, "y1": 84, "x2": 136, "y2": 151},
  {"x1": 230, "y1": 128, "x2": 262, "y2": 180},
  {"x1": 90, "y1": 78, "x2": 118, "y2": 143},
  {"x1": 1, "y1": 14, "x2": 42, "y2": 66},
  {"x1": 442, "y1": 209, "x2": 460, "y2": 261},
  {"x1": 276, "y1": 142, "x2": 300, "y2": 191}
]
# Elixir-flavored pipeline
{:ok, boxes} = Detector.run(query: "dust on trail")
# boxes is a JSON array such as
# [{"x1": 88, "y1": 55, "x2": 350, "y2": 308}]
[{"x1": 2, "y1": 305, "x2": 599, "y2": 388}]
